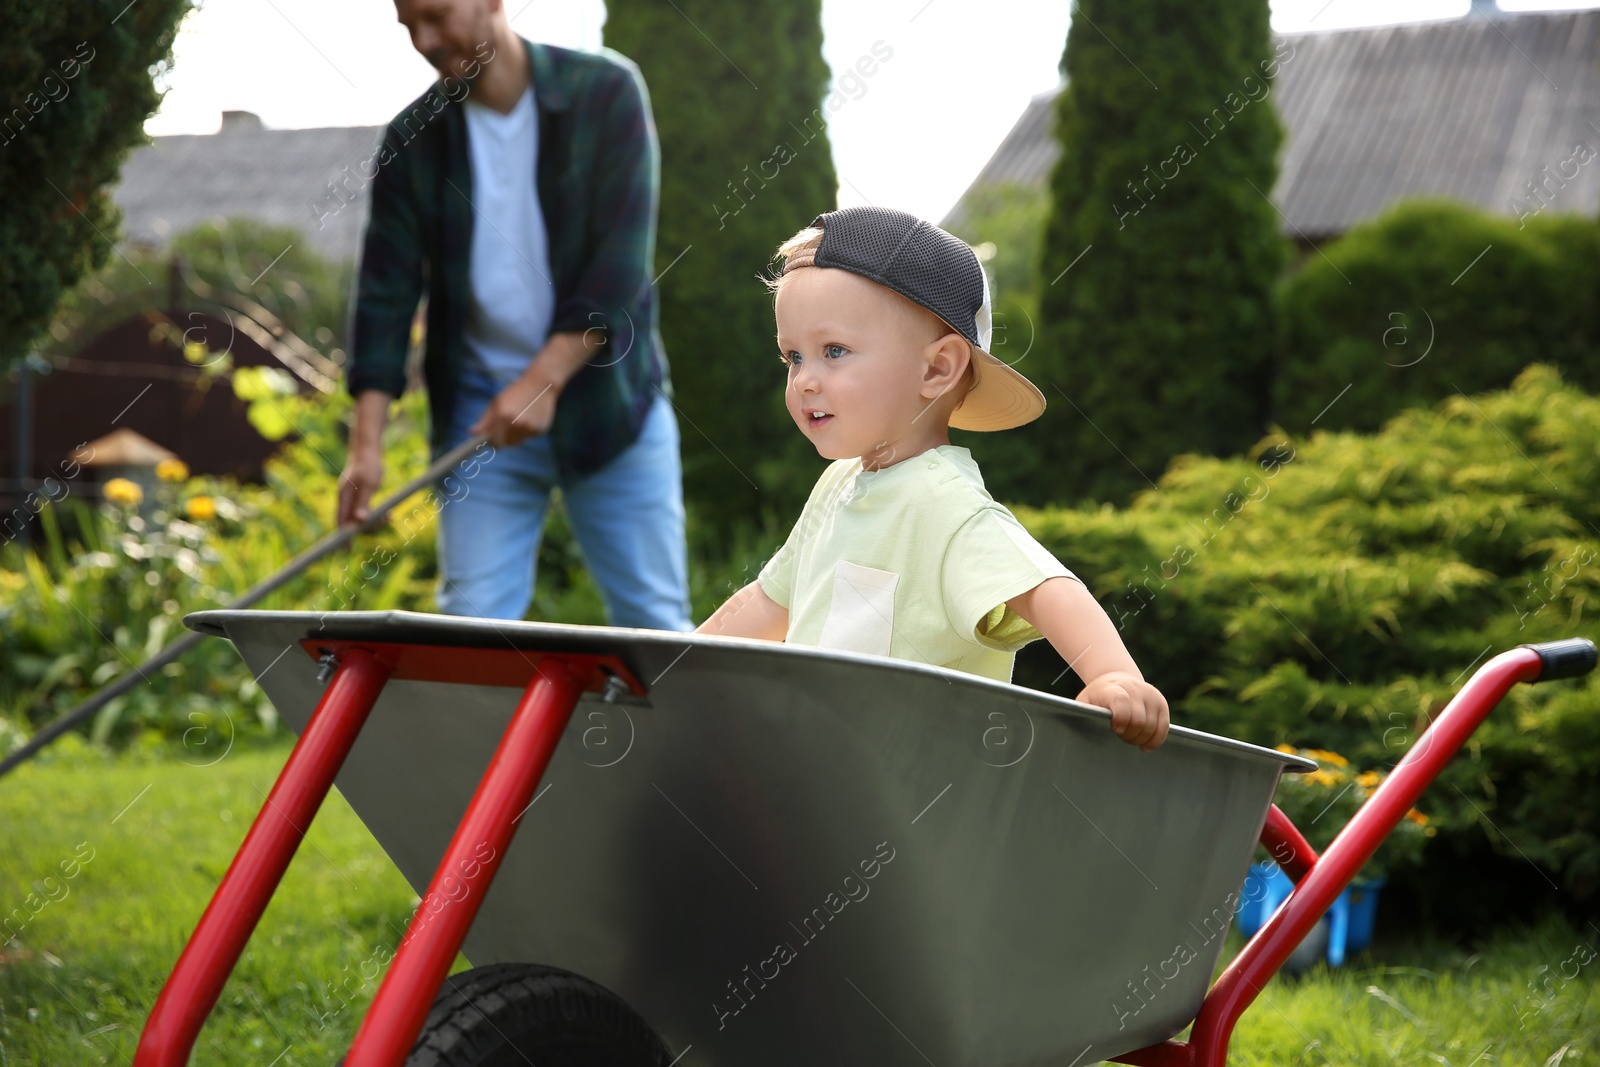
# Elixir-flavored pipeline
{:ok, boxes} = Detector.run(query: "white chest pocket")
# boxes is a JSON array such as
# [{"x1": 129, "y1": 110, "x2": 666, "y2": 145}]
[{"x1": 817, "y1": 560, "x2": 900, "y2": 657}]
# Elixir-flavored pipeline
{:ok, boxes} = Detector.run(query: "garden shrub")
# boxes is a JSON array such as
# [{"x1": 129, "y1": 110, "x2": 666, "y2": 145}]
[
  {"x1": 1012, "y1": 364, "x2": 1599, "y2": 916},
  {"x1": 1275, "y1": 200, "x2": 1600, "y2": 434},
  {"x1": 0, "y1": 387, "x2": 437, "y2": 750},
  {"x1": 0, "y1": 384, "x2": 777, "y2": 751}
]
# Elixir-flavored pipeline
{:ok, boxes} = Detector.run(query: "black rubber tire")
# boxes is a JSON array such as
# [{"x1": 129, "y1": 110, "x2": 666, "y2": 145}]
[{"x1": 403, "y1": 963, "x2": 671, "y2": 1067}]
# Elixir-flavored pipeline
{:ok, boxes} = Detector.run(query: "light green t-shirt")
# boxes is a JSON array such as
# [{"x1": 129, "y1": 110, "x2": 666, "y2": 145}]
[{"x1": 756, "y1": 445, "x2": 1080, "y2": 683}]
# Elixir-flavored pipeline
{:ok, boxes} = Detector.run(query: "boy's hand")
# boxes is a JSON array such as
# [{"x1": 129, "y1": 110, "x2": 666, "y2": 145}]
[
  {"x1": 1078, "y1": 671, "x2": 1170, "y2": 751},
  {"x1": 1002, "y1": 577, "x2": 1169, "y2": 749}
]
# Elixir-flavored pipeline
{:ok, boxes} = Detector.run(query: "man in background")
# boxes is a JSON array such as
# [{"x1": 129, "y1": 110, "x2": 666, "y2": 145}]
[{"x1": 337, "y1": 0, "x2": 693, "y2": 631}]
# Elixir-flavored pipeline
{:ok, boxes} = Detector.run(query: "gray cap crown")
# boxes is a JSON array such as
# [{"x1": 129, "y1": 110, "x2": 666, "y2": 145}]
[{"x1": 808, "y1": 206, "x2": 987, "y2": 347}]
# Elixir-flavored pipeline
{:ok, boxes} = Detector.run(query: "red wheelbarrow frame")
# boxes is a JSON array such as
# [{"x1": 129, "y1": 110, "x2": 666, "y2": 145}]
[{"x1": 132, "y1": 637, "x2": 1595, "y2": 1067}]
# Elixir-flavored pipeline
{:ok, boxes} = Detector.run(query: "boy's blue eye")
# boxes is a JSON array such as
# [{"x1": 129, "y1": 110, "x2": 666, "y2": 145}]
[{"x1": 778, "y1": 344, "x2": 847, "y2": 367}]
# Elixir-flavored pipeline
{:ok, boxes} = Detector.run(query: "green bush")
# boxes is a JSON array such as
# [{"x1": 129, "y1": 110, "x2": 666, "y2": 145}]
[
  {"x1": 0, "y1": 387, "x2": 438, "y2": 749},
  {"x1": 0, "y1": 382, "x2": 784, "y2": 752},
  {"x1": 1010, "y1": 364, "x2": 1599, "y2": 914},
  {"x1": 1275, "y1": 200, "x2": 1600, "y2": 433}
]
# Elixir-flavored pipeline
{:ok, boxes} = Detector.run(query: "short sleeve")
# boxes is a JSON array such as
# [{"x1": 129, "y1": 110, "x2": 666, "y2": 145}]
[
  {"x1": 757, "y1": 536, "x2": 796, "y2": 610},
  {"x1": 941, "y1": 507, "x2": 1080, "y2": 652}
]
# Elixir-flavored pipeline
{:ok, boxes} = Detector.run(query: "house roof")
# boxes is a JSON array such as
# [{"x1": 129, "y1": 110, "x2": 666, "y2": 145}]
[
  {"x1": 80, "y1": 427, "x2": 179, "y2": 467},
  {"x1": 945, "y1": 8, "x2": 1600, "y2": 238},
  {"x1": 115, "y1": 111, "x2": 384, "y2": 263}
]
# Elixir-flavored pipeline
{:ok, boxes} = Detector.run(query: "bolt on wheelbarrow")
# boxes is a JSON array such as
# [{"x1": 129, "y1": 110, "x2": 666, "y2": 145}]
[{"x1": 131, "y1": 610, "x2": 1595, "y2": 1066}]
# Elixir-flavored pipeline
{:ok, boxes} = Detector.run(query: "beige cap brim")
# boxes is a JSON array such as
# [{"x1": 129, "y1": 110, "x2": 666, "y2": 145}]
[{"x1": 949, "y1": 346, "x2": 1046, "y2": 431}]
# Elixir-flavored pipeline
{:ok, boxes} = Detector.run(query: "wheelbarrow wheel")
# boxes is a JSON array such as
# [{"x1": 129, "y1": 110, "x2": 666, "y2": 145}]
[{"x1": 403, "y1": 962, "x2": 671, "y2": 1067}]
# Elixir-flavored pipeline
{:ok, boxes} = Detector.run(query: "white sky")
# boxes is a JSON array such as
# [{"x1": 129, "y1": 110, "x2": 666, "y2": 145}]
[{"x1": 145, "y1": 0, "x2": 1597, "y2": 223}]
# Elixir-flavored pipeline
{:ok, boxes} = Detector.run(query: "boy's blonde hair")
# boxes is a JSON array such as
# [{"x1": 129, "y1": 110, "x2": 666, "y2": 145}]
[
  {"x1": 765, "y1": 225, "x2": 979, "y2": 403},
  {"x1": 766, "y1": 226, "x2": 826, "y2": 279}
]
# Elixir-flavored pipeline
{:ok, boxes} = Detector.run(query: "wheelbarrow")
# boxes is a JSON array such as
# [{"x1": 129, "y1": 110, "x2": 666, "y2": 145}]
[{"x1": 131, "y1": 610, "x2": 1596, "y2": 1066}]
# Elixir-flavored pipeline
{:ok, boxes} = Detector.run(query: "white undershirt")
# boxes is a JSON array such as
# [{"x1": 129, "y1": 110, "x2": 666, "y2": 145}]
[{"x1": 461, "y1": 85, "x2": 556, "y2": 387}]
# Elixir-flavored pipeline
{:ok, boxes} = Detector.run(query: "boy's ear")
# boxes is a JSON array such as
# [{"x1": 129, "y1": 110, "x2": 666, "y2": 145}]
[{"x1": 920, "y1": 333, "x2": 972, "y2": 402}]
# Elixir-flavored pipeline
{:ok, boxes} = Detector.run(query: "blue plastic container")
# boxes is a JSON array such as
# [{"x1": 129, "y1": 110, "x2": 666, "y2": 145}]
[
  {"x1": 1234, "y1": 862, "x2": 1294, "y2": 938},
  {"x1": 1344, "y1": 877, "x2": 1385, "y2": 954},
  {"x1": 1234, "y1": 862, "x2": 1383, "y2": 966}
]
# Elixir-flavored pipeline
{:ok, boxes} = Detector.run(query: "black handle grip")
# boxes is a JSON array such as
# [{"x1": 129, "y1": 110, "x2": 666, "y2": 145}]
[{"x1": 1521, "y1": 638, "x2": 1597, "y2": 682}]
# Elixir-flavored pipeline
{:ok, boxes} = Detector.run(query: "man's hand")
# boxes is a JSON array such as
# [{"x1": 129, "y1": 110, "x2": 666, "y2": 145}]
[
  {"x1": 337, "y1": 445, "x2": 385, "y2": 528},
  {"x1": 470, "y1": 373, "x2": 561, "y2": 448},
  {"x1": 468, "y1": 330, "x2": 600, "y2": 448},
  {"x1": 338, "y1": 390, "x2": 392, "y2": 528},
  {"x1": 1078, "y1": 671, "x2": 1170, "y2": 751}
]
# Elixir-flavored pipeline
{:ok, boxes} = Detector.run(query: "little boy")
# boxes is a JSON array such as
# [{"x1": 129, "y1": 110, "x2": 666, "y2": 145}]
[{"x1": 696, "y1": 206, "x2": 1169, "y2": 751}]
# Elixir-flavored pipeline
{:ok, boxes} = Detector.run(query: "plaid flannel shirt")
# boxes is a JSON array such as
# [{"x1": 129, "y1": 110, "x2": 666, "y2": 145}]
[{"x1": 346, "y1": 38, "x2": 671, "y2": 479}]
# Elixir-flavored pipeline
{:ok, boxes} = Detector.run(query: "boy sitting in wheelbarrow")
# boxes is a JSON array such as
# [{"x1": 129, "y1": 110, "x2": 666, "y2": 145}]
[{"x1": 698, "y1": 205, "x2": 1170, "y2": 751}]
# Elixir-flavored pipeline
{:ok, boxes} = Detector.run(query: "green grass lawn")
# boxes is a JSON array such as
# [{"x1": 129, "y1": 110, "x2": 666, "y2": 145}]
[
  {"x1": 0, "y1": 742, "x2": 1594, "y2": 1065},
  {"x1": 0, "y1": 741, "x2": 419, "y2": 1066}
]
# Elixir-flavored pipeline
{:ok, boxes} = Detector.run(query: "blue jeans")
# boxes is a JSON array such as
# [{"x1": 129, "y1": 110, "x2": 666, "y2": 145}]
[{"x1": 433, "y1": 369, "x2": 694, "y2": 631}]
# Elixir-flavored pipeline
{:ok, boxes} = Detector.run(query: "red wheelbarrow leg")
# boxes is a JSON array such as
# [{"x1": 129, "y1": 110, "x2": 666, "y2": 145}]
[
  {"x1": 343, "y1": 656, "x2": 587, "y2": 1067},
  {"x1": 135, "y1": 647, "x2": 394, "y2": 1067}
]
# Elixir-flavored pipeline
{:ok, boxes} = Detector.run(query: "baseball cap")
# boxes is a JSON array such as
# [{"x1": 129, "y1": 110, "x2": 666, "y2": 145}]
[{"x1": 777, "y1": 205, "x2": 1046, "y2": 432}]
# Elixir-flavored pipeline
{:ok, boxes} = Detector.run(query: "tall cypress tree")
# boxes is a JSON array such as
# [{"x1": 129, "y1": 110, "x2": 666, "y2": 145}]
[
  {"x1": 604, "y1": 1, "x2": 837, "y2": 540},
  {"x1": 1033, "y1": 0, "x2": 1289, "y2": 505}
]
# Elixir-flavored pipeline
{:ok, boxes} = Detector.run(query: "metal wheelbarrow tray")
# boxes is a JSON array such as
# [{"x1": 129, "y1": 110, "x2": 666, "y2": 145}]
[{"x1": 131, "y1": 609, "x2": 1596, "y2": 1066}]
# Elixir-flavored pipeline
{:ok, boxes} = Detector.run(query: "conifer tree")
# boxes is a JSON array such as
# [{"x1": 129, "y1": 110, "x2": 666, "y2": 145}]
[
  {"x1": 1034, "y1": 1, "x2": 1290, "y2": 504},
  {"x1": 1, "y1": 0, "x2": 192, "y2": 372},
  {"x1": 605, "y1": 1, "x2": 840, "y2": 537}
]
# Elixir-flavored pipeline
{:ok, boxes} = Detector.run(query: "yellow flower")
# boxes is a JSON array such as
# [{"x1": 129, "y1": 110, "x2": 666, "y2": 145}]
[
  {"x1": 1276, "y1": 743, "x2": 1298, "y2": 754},
  {"x1": 185, "y1": 496, "x2": 217, "y2": 521},
  {"x1": 103, "y1": 478, "x2": 143, "y2": 506},
  {"x1": 1305, "y1": 748, "x2": 1349, "y2": 768},
  {"x1": 156, "y1": 459, "x2": 190, "y2": 482},
  {"x1": 1404, "y1": 808, "x2": 1429, "y2": 826},
  {"x1": 1357, "y1": 771, "x2": 1383, "y2": 788},
  {"x1": 1304, "y1": 769, "x2": 1344, "y2": 788},
  {"x1": 183, "y1": 341, "x2": 208, "y2": 364}
]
